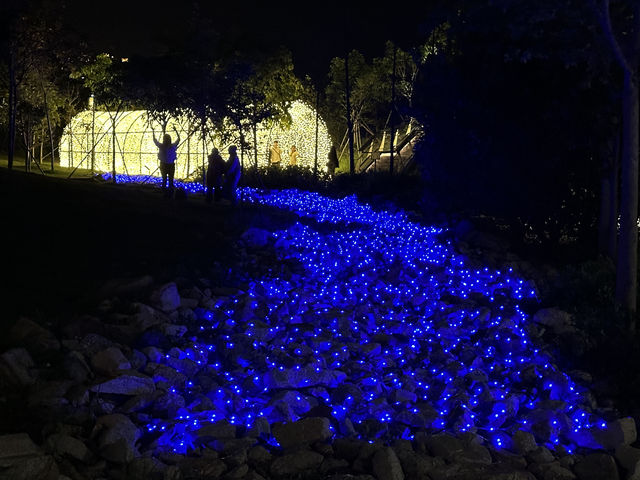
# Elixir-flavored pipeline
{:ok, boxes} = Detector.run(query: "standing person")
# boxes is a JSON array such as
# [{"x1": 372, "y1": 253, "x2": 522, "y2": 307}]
[
  {"x1": 152, "y1": 127, "x2": 180, "y2": 196},
  {"x1": 223, "y1": 145, "x2": 241, "y2": 206},
  {"x1": 269, "y1": 140, "x2": 282, "y2": 167},
  {"x1": 326, "y1": 145, "x2": 339, "y2": 174},
  {"x1": 205, "y1": 147, "x2": 226, "y2": 203},
  {"x1": 289, "y1": 144, "x2": 299, "y2": 166}
]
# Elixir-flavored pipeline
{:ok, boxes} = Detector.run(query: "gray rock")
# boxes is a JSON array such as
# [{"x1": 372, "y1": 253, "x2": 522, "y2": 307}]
[
  {"x1": 62, "y1": 350, "x2": 92, "y2": 382},
  {"x1": 9, "y1": 317, "x2": 60, "y2": 354},
  {"x1": 89, "y1": 371, "x2": 155, "y2": 395},
  {"x1": 241, "y1": 228, "x2": 272, "y2": 248},
  {"x1": 270, "y1": 449, "x2": 324, "y2": 477},
  {"x1": 425, "y1": 433, "x2": 464, "y2": 460},
  {"x1": 0, "y1": 433, "x2": 42, "y2": 463},
  {"x1": 272, "y1": 417, "x2": 333, "y2": 450},
  {"x1": 592, "y1": 417, "x2": 637, "y2": 451},
  {"x1": 512, "y1": 429, "x2": 538, "y2": 455},
  {"x1": 150, "y1": 282, "x2": 181, "y2": 312},
  {"x1": 45, "y1": 433, "x2": 94, "y2": 463},
  {"x1": 196, "y1": 419, "x2": 237, "y2": 439},
  {"x1": 533, "y1": 308, "x2": 574, "y2": 334},
  {"x1": 223, "y1": 463, "x2": 249, "y2": 479},
  {"x1": 526, "y1": 446, "x2": 555, "y2": 464},
  {"x1": 454, "y1": 443, "x2": 492, "y2": 465},
  {"x1": 615, "y1": 444, "x2": 640, "y2": 478},
  {"x1": 92, "y1": 413, "x2": 141, "y2": 463},
  {"x1": 247, "y1": 445, "x2": 272, "y2": 466},
  {"x1": 573, "y1": 453, "x2": 620, "y2": 480},
  {"x1": 528, "y1": 461, "x2": 576, "y2": 480},
  {"x1": 0, "y1": 454, "x2": 59, "y2": 480},
  {"x1": 178, "y1": 457, "x2": 227, "y2": 478},
  {"x1": 0, "y1": 348, "x2": 36, "y2": 387},
  {"x1": 372, "y1": 447, "x2": 404, "y2": 480},
  {"x1": 90, "y1": 346, "x2": 131, "y2": 376},
  {"x1": 127, "y1": 456, "x2": 167, "y2": 480},
  {"x1": 320, "y1": 457, "x2": 350, "y2": 475}
]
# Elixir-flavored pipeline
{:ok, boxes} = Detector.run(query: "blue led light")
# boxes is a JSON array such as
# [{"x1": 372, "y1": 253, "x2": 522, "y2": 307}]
[{"x1": 106, "y1": 174, "x2": 603, "y2": 453}]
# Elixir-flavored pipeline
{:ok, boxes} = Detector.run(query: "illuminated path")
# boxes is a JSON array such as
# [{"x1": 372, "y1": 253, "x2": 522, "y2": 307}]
[{"x1": 105, "y1": 174, "x2": 606, "y2": 455}]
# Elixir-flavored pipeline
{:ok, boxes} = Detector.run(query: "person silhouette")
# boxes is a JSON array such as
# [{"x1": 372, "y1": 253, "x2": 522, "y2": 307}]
[
  {"x1": 269, "y1": 140, "x2": 282, "y2": 167},
  {"x1": 289, "y1": 145, "x2": 299, "y2": 166},
  {"x1": 206, "y1": 147, "x2": 226, "y2": 203},
  {"x1": 152, "y1": 127, "x2": 180, "y2": 195},
  {"x1": 223, "y1": 145, "x2": 241, "y2": 206}
]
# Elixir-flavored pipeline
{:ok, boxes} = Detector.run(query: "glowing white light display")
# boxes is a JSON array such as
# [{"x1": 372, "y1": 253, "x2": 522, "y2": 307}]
[{"x1": 59, "y1": 101, "x2": 332, "y2": 178}]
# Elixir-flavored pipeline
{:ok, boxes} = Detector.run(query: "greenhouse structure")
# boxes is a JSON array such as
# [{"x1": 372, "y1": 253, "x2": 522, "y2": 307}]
[{"x1": 59, "y1": 101, "x2": 332, "y2": 179}]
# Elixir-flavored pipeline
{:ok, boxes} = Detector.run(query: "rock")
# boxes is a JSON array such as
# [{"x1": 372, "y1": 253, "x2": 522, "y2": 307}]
[
  {"x1": 241, "y1": 228, "x2": 272, "y2": 248},
  {"x1": 62, "y1": 351, "x2": 92, "y2": 382},
  {"x1": 372, "y1": 447, "x2": 404, "y2": 480},
  {"x1": 0, "y1": 433, "x2": 58, "y2": 480},
  {"x1": 196, "y1": 419, "x2": 237, "y2": 439},
  {"x1": 270, "y1": 450, "x2": 324, "y2": 477},
  {"x1": 127, "y1": 456, "x2": 167, "y2": 480},
  {"x1": 592, "y1": 417, "x2": 637, "y2": 451},
  {"x1": 615, "y1": 444, "x2": 640, "y2": 479},
  {"x1": 0, "y1": 348, "x2": 36, "y2": 387},
  {"x1": 89, "y1": 371, "x2": 155, "y2": 395},
  {"x1": 178, "y1": 457, "x2": 227, "y2": 478},
  {"x1": 512, "y1": 429, "x2": 538, "y2": 455},
  {"x1": 45, "y1": 434, "x2": 94, "y2": 463},
  {"x1": 454, "y1": 443, "x2": 492, "y2": 465},
  {"x1": 247, "y1": 445, "x2": 272, "y2": 466},
  {"x1": 320, "y1": 457, "x2": 350, "y2": 475},
  {"x1": 9, "y1": 317, "x2": 60, "y2": 354},
  {"x1": 150, "y1": 282, "x2": 181, "y2": 312},
  {"x1": 0, "y1": 454, "x2": 59, "y2": 480},
  {"x1": 528, "y1": 462, "x2": 576, "y2": 480},
  {"x1": 92, "y1": 413, "x2": 141, "y2": 463},
  {"x1": 425, "y1": 433, "x2": 464, "y2": 460},
  {"x1": 533, "y1": 308, "x2": 574, "y2": 335},
  {"x1": 526, "y1": 446, "x2": 555, "y2": 464},
  {"x1": 90, "y1": 346, "x2": 131, "y2": 376},
  {"x1": 573, "y1": 453, "x2": 620, "y2": 480},
  {"x1": 0, "y1": 433, "x2": 42, "y2": 462},
  {"x1": 272, "y1": 417, "x2": 333, "y2": 450}
]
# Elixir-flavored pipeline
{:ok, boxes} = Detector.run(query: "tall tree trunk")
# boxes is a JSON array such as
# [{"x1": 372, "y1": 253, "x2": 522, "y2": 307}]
[
  {"x1": 41, "y1": 78, "x2": 56, "y2": 172},
  {"x1": 597, "y1": 0, "x2": 640, "y2": 325},
  {"x1": 314, "y1": 89, "x2": 319, "y2": 177},
  {"x1": 8, "y1": 47, "x2": 16, "y2": 170},
  {"x1": 598, "y1": 132, "x2": 619, "y2": 260},
  {"x1": 389, "y1": 45, "x2": 397, "y2": 175},
  {"x1": 615, "y1": 69, "x2": 639, "y2": 323},
  {"x1": 345, "y1": 54, "x2": 355, "y2": 175},
  {"x1": 112, "y1": 116, "x2": 117, "y2": 183},
  {"x1": 253, "y1": 123, "x2": 258, "y2": 169}
]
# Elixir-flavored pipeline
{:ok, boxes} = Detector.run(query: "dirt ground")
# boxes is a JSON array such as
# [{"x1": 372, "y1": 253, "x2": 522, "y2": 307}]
[{"x1": 0, "y1": 168, "x2": 296, "y2": 330}]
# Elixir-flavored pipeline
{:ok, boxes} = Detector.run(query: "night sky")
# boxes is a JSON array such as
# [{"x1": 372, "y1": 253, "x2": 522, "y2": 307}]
[{"x1": 63, "y1": 0, "x2": 436, "y2": 81}]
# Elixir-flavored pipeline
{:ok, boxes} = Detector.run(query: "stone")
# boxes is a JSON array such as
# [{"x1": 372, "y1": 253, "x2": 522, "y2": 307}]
[
  {"x1": 0, "y1": 454, "x2": 59, "y2": 480},
  {"x1": 0, "y1": 433, "x2": 42, "y2": 463},
  {"x1": 45, "y1": 434, "x2": 94, "y2": 463},
  {"x1": 89, "y1": 371, "x2": 155, "y2": 395},
  {"x1": 533, "y1": 308, "x2": 574, "y2": 334},
  {"x1": 528, "y1": 461, "x2": 576, "y2": 480},
  {"x1": 272, "y1": 417, "x2": 333, "y2": 450},
  {"x1": 372, "y1": 447, "x2": 404, "y2": 480},
  {"x1": 425, "y1": 433, "x2": 464, "y2": 460},
  {"x1": 9, "y1": 317, "x2": 60, "y2": 354},
  {"x1": 150, "y1": 282, "x2": 181, "y2": 312},
  {"x1": 90, "y1": 346, "x2": 131, "y2": 376},
  {"x1": 196, "y1": 419, "x2": 237, "y2": 439},
  {"x1": 526, "y1": 446, "x2": 555, "y2": 464},
  {"x1": 241, "y1": 228, "x2": 272, "y2": 248},
  {"x1": 247, "y1": 445, "x2": 272, "y2": 466},
  {"x1": 270, "y1": 450, "x2": 324, "y2": 477},
  {"x1": 127, "y1": 456, "x2": 167, "y2": 480},
  {"x1": 615, "y1": 444, "x2": 640, "y2": 478},
  {"x1": 92, "y1": 413, "x2": 141, "y2": 463},
  {"x1": 592, "y1": 417, "x2": 637, "y2": 451},
  {"x1": 573, "y1": 453, "x2": 620, "y2": 480},
  {"x1": 512, "y1": 429, "x2": 538, "y2": 455},
  {"x1": 0, "y1": 348, "x2": 36, "y2": 387}
]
